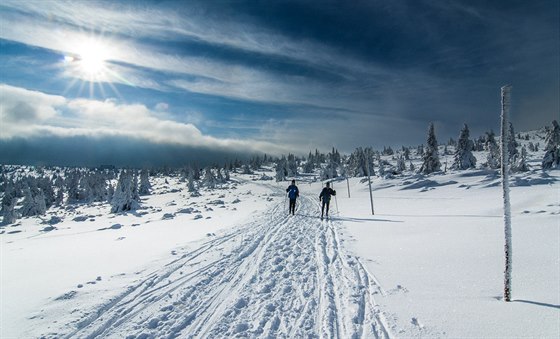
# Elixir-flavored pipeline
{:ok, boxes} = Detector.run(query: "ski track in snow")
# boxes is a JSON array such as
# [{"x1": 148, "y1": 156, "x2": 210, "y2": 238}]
[{"x1": 40, "y1": 185, "x2": 391, "y2": 339}]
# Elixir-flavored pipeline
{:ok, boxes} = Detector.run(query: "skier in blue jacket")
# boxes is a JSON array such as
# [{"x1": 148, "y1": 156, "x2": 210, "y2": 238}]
[
  {"x1": 319, "y1": 182, "x2": 336, "y2": 220},
  {"x1": 286, "y1": 180, "x2": 299, "y2": 215}
]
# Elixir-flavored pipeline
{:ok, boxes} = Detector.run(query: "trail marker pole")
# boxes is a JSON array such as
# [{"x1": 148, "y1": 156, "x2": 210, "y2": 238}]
[
  {"x1": 501, "y1": 85, "x2": 513, "y2": 302},
  {"x1": 332, "y1": 182, "x2": 339, "y2": 215},
  {"x1": 346, "y1": 176, "x2": 350, "y2": 198},
  {"x1": 367, "y1": 160, "x2": 375, "y2": 215}
]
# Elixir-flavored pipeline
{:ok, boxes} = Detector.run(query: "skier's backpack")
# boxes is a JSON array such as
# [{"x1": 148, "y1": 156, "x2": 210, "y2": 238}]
[{"x1": 288, "y1": 186, "x2": 297, "y2": 199}]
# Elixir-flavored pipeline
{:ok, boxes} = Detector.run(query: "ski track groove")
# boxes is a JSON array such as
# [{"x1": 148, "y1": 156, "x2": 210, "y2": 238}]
[{"x1": 48, "y1": 184, "x2": 391, "y2": 339}]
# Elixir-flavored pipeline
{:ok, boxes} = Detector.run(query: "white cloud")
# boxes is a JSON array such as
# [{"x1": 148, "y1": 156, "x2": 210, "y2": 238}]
[
  {"x1": 0, "y1": 84, "x2": 66, "y2": 127},
  {"x1": 0, "y1": 84, "x2": 289, "y2": 155},
  {"x1": 154, "y1": 102, "x2": 169, "y2": 111}
]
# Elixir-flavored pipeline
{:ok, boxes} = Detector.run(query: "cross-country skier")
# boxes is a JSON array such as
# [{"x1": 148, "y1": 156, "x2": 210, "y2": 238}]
[
  {"x1": 286, "y1": 179, "x2": 299, "y2": 215},
  {"x1": 319, "y1": 182, "x2": 336, "y2": 220}
]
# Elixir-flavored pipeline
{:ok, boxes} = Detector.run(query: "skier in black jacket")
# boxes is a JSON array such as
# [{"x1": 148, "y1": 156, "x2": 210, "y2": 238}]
[
  {"x1": 319, "y1": 182, "x2": 336, "y2": 220},
  {"x1": 286, "y1": 180, "x2": 299, "y2": 215}
]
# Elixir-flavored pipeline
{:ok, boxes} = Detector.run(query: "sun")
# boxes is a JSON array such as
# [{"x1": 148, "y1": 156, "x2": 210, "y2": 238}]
[
  {"x1": 62, "y1": 33, "x2": 128, "y2": 98},
  {"x1": 71, "y1": 38, "x2": 109, "y2": 78}
]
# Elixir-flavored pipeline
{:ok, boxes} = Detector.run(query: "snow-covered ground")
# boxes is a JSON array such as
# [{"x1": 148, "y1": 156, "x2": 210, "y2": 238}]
[{"x1": 1, "y1": 161, "x2": 559, "y2": 336}]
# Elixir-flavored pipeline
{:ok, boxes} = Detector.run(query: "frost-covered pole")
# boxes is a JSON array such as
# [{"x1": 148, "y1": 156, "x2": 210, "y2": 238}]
[
  {"x1": 501, "y1": 85, "x2": 513, "y2": 302},
  {"x1": 367, "y1": 158, "x2": 375, "y2": 215}
]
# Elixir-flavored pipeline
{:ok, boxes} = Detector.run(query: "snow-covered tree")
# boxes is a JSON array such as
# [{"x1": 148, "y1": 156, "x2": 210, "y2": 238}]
[
  {"x1": 542, "y1": 120, "x2": 560, "y2": 169},
  {"x1": 54, "y1": 187, "x2": 64, "y2": 206},
  {"x1": 275, "y1": 157, "x2": 287, "y2": 182},
  {"x1": 403, "y1": 147, "x2": 410, "y2": 160},
  {"x1": 1, "y1": 180, "x2": 18, "y2": 225},
  {"x1": 347, "y1": 147, "x2": 374, "y2": 177},
  {"x1": 321, "y1": 159, "x2": 338, "y2": 180},
  {"x1": 419, "y1": 123, "x2": 441, "y2": 174},
  {"x1": 65, "y1": 171, "x2": 81, "y2": 204},
  {"x1": 241, "y1": 164, "x2": 253, "y2": 175},
  {"x1": 139, "y1": 169, "x2": 151, "y2": 195},
  {"x1": 111, "y1": 170, "x2": 139, "y2": 213},
  {"x1": 396, "y1": 155, "x2": 406, "y2": 173},
  {"x1": 507, "y1": 122, "x2": 519, "y2": 164},
  {"x1": 20, "y1": 185, "x2": 47, "y2": 217},
  {"x1": 203, "y1": 167, "x2": 217, "y2": 188},
  {"x1": 417, "y1": 144, "x2": 424, "y2": 156},
  {"x1": 513, "y1": 146, "x2": 529, "y2": 172},
  {"x1": 287, "y1": 154, "x2": 298, "y2": 177},
  {"x1": 452, "y1": 124, "x2": 476, "y2": 170},
  {"x1": 377, "y1": 154, "x2": 385, "y2": 176},
  {"x1": 132, "y1": 171, "x2": 140, "y2": 201},
  {"x1": 485, "y1": 130, "x2": 500, "y2": 169},
  {"x1": 187, "y1": 169, "x2": 197, "y2": 193}
]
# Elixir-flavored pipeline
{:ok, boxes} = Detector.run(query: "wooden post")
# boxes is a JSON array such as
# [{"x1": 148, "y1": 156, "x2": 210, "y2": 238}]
[{"x1": 501, "y1": 85, "x2": 513, "y2": 302}]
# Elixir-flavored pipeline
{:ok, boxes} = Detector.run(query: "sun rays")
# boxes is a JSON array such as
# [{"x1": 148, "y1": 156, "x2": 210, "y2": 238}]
[{"x1": 61, "y1": 33, "x2": 131, "y2": 99}]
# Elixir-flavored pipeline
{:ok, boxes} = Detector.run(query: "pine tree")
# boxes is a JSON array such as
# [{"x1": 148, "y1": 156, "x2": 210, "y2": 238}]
[
  {"x1": 287, "y1": 154, "x2": 298, "y2": 177},
  {"x1": 66, "y1": 171, "x2": 81, "y2": 204},
  {"x1": 396, "y1": 155, "x2": 406, "y2": 173},
  {"x1": 111, "y1": 170, "x2": 139, "y2": 213},
  {"x1": 275, "y1": 157, "x2": 287, "y2": 182},
  {"x1": 403, "y1": 147, "x2": 410, "y2": 160},
  {"x1": 452, "y1": 124, "x2": 477, "y2": 170},
  {"x1": 1, "y1": 180, "x2": 18, "y2": 225},
  {"x1": 321, "y1": 158, "x2": 338, "y2": 180},
  {"x1": 513, "y1": 146, "x2": 529, "y2": 172},
  {"x1": 20, "y1": 185, "x2": 47, "y2": 217},
  {"x1": 139, "y1": 169, "x2": 151, "y2": 195},
  {"x1": 203, "y1": 167, "x2": 217, "y2": 188},
  {"x1": 485, "y1": 131, "x2": 500, "y2": 169},
  {"x1": 187, "y1": 169, "x2": 197, "y2": 193},
  {"x1": 419, "y1": 123, "x2": 441, "y2": 174},
  {"x1": 542, "y1": 120, "x2": 560, "y2": 169},
  {"x1": 507, "y1": 122, "x2": 519, "y2": 164}
]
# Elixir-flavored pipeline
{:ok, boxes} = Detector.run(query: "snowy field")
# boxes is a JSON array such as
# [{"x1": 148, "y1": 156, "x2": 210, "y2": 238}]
[
  {"x1": 2, "y1": 168, "x2": 558, "y2": 338},
  {"x1": 1, "y1": 129, "x2": 560, "y2": 338}
]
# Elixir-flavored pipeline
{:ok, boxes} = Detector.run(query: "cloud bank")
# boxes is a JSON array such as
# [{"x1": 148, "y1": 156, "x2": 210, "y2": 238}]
[{"x1": 0, "y1": 84, "x2": 288, "y2": 166}]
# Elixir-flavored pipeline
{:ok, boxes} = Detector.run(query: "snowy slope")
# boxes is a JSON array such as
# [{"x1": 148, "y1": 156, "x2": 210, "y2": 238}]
[
  {"x1": 2, "y1": 134, "x2": 559, "y2": 338},
  {"x1": 334, "y1": 170, "x2": 559, "y2": 338}
]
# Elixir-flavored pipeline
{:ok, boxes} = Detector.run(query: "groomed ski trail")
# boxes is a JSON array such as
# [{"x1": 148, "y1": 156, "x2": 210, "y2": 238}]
[{"x1": 47, "y1": 187, "x2": 391, "y2": 339}]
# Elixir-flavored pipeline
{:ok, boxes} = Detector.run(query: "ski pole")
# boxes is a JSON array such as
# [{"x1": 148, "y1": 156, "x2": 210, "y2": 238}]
[{"x1": 334, "y1": 194, "x2": 339, "y2": 215}]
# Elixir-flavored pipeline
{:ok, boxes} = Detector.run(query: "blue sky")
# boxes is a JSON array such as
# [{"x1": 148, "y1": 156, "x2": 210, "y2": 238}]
[{"x1": 1, "y1": 0, "x2": 558, "y2": 166}]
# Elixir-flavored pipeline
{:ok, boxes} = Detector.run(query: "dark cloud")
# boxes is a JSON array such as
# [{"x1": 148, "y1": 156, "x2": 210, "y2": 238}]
[{"x1": 0, "y1": 136, "x2": 252, "y2": 168}]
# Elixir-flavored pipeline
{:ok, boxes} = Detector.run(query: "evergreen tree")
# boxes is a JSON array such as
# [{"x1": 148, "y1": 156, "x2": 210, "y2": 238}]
[
  {"x1": 287, "y1": 154, "x2": 298, "y2": 177},
  {"x1": 452, "y1": 124, "x2": 477, "y2": 170},
  {"x1": 396, "y1": 155, "x2": 406, "y2": 173},
  {"x1": 321, "y1": 158, "x2": 338, "y2": 180},
  {"x1": 65, "y1": 170, "x2": 81, "y2": 204},
  {"x1": 203, "y1": 167, "x2": 217, "y2": 188},
  {"x1": 542, "y1": 120, "x2": 560, "y2": 169},
  {"x1": 111, "y1": 170, "x2": 139, "y2": 213},
  {"x1": 139, "y1": 169, "x2": 151, "y2": 195},
  {"x1": 54, "y1": 187, "x2": 64, "y2": 206},
  {"x1": 275, "y1": 156, "x2": 287, "y2": 182},
  {"x1": 507, "y1": 122, "x2": 519, "y2": 164},
  {"x1": 485, "y1": 130, "x2": 500, "y2": 169},
  {"x1": 1, "y1": 180, "x2": 18, "y2": 225},
  {"x1": 419, "y1": 123, "x2": 441, "y2": 174},
  {"x1": 187, "y1": 169, "x2": 198, "y2": 193},
  {"x1": 403, "y1": 147, "x2": 410, "y2": 160},
  {"x1": 513, "y1": 146, "x2": 529, "y2": 172},
  {"x1": 20, "y1": 185, "x2": 47, "y2": 217}
]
